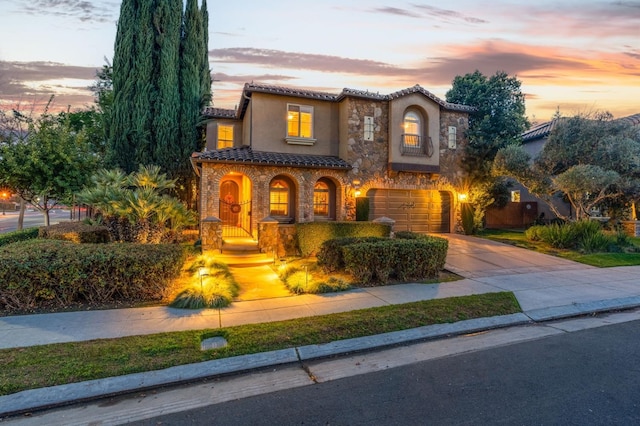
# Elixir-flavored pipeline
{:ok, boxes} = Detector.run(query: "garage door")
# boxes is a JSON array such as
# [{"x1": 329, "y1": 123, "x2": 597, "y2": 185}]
[{"x1": 367, "y1": 189, "x2": 451, "y2": 233}]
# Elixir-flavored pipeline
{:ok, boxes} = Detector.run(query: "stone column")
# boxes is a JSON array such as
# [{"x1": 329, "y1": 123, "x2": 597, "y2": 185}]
[
  {"x1": 201, "y1": 217, "x2": 223, "y2": 252},
  {"x1": 373, "y1": 216, "x2": 396, "y2": 237},
  {"x1": 258, "y1": 216, "x2": 279, "y2": 257}
]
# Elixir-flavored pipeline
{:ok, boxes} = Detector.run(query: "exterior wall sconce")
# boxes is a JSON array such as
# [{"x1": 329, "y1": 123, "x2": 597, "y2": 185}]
[
  {"x1": 352, "y1": 179, "x2": 361, "y2": 197},
  {"x1": 458, "y1": 193, "x2": 468, "y2": 202}
]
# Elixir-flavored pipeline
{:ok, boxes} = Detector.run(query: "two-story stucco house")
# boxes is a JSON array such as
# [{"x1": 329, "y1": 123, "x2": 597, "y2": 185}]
[{"x1": 191, "y1": 83, "x2": 473, "y2": 252}]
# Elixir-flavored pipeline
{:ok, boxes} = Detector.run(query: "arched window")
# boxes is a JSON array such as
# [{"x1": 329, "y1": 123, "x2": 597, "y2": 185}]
[
  {"x1": 313, "y1": 178, "x2": 336, "y2": 220},
  {"x1": 269, "y1": 180, "x2": 289, "y2": 217},
  {"x1": 314, "y1": 181, "x2": 329, "y2": 217},
  {"x1": 402, "y1": 109, "x2": 432, "y2": 156},
  {"x1": 403, "y1": 110, "x2": 421, "y2": 147}
]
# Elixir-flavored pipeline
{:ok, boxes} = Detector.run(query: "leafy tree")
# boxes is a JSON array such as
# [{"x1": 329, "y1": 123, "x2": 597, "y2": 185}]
[
  {"x1": 554, "y1": 165, "x2": 620, "y2": 219},
  {"x1": 446, "y1": 70, "x2": 529, "y2": 179},
  {"x1": 494, "y1": 113, "x2": 640, "y2": 220},
  {"x1": 445, "y1": 70, "x2": 529, "y2": 231},
  {"x1": 0, "y1": 101, "x2": 99, "y2": 226}
]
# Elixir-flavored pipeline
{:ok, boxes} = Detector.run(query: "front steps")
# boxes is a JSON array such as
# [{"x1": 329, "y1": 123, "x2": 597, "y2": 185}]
[{"x1": 211, "y1": 237, "x2": 275, "y2": 267}]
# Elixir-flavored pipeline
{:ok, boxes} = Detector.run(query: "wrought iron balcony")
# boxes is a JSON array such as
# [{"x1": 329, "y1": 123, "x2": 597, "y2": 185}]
[{"x1": 401, "y1": 134, "x2": 433, "y2": 157}]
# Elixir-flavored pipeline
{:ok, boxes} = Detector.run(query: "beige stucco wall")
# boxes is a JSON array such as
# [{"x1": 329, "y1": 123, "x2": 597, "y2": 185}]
[
  {"x1": 388, "y1": 93, "x2": 441, "y2": 168},
  {"x1": 247, "y1": 93, "x2": 340, "y2": 156},
  {"x1": 204, "y1": 119, "x2": 243, "y2": 151}
]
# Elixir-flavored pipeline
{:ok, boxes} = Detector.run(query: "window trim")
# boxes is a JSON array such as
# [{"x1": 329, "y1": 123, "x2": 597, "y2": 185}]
[
  {"x1": 286, "y1": 103, "x2": 316, "y2": 145},
  {"x1": 217, "y1": 124, "x2": 234, "y2": 149}
]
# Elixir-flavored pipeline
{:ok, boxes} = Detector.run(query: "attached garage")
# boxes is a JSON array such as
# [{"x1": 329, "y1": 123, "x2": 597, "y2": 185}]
[{"x1": 367, "y1": 189, "x2": 451, "y2": 233}]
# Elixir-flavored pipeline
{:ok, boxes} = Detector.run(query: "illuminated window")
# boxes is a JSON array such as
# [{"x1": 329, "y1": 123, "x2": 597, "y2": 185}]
[
  {"x1": 217, "y1": 125, "x2": 233, "y2": 149},
  {"x1": 403, "y1": 111, "x2": 421, "y2": 147},
  {"x1": 511, "y1": 190, "x2": 521, "y2": 202},
  {"x1": 314, "y1": 181, "x2": 329, "y2": 216},
  {"x1": 270, "y1": 180, "x2": 289, "y2": 216},
  {"x1": 287, "y1": 104, "x2": 313, "y2": 138}
]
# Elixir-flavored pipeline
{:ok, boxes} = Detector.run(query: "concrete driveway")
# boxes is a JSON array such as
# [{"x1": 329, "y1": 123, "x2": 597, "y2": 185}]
[
  {"x1": 443, "y1": 234, "x2": 640, "y2": 314},
  {"x1": 442, "y1": 233, "x2": 589, "y2": 278}
]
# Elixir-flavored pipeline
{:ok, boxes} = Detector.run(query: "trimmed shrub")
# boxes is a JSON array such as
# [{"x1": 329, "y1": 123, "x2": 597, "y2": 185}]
[
  {"x1": 342, "y1": 236, "x2": 448, "y2": 284},
  {"x1": 355, "y1": 197, "x2": 370, "y2": 221},
  {"x1": 39, "y1": 222, "x2": 110, "y2": 243},
  {"x1": 394, "y1": 231, "x2": 427, "y2": 240},
  {"x1": 296, "y1": 221, "x2": 391, "y2": 257},
  {"x1": 0, "y1": 240, "x2": 186, "y2": 313},
  {"x1": 317, "y1": 236, "x2": 387, "y2": 273},
  {"x1": 461, "y1": 203, "x2": 475, "y2": 235},
  {"x1": 392, "y1": 237, "x2": 449, "y2": 281},
  {"x1": 0, "y1": 228, "x2": 39, "y2": 247}
]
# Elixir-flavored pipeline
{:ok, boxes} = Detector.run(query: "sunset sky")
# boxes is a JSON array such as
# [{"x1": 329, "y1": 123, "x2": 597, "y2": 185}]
[{"x1": 0, "y1": 0, "x2": 638, "y2": 123}]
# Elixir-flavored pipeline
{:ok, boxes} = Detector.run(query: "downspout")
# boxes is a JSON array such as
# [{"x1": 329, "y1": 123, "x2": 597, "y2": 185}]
[{"x1": 243, "y1": 91, "x2": 252, "y2": 148}]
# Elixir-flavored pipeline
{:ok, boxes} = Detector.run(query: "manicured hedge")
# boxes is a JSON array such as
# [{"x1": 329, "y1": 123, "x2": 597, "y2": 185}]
[
  {"x1": 0, "y1": 227, "x2": 39, "y2": 248},
  {"x1": 316, "y1": 236, "x2": 388, "y2": 272},
  {"x1": 296, "y1": 221, "x2": 392, "y2": 257},
  {"x1": 39, "y1": 222, "x2": 111, "y2": 243},
  {"x1": 342, "y1": 236, "x2": 448, "y2": 284},
  {"x1": 0, "y1": 240, "x2": 186, "y2": 313}
]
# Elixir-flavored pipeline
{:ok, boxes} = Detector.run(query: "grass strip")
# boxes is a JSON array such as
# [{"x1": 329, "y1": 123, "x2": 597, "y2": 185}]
[
  {"x1": 0, "y1": 292, "x2": 520, "y2": 396},
  {"x1": 479, "y1": 229, "x2": 640, "y2": 267}
]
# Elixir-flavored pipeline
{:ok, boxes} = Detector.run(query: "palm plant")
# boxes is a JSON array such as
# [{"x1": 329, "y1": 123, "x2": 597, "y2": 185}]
[{"x1": 79, "y1": 165, "x2": 192, "y2": 243}]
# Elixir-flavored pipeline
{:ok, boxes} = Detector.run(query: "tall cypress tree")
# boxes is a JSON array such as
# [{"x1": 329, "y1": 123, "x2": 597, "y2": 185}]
[
  {"x1": 200, "y1": 0, "x2": 211, "y2": 124},
  {"x1": 132, "y1": 0, "x2": 156, "y2": 168},
  {"x1": 153, "y1": 0, "x2": 182, "y2": 170},
  {"x1": 108, "y1": 0, "x2": 137, "y2": 172},
  {"x1": 177, "y1": 0, "x2": 205, "y2": 205},
  {"x1": 108, "y1": 0, "x2": 210, "y2": 207}
]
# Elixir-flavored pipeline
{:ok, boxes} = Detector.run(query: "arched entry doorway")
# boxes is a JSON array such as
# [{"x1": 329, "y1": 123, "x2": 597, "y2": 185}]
[{"x1": 219, "y1": 173, "x2": 252, "y2": 238}]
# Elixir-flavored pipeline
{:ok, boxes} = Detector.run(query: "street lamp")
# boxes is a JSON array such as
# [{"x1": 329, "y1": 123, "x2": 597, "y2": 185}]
[{"x1": 0, "y1": 191, "x2": 8, "y2": 216}]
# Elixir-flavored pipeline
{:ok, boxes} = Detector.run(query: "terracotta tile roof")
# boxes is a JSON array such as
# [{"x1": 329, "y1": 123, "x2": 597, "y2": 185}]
[
  {"x1": 387, "y1": 84, "x2": 476, "y2": 112},
  {"x1": 192, "y1": 147, "x2": 352, "y2": 170},
  {"x1": 203, "y1": 82, "x2": 474, "y2": 119},
  {"x1": 521, "y1": 119, "x2": 562, "y2": 142},
  {"x1": 618, "y1": 113, "x2": 640, "y2": 127},
  {"x1": 202, "y1": 107, "x2": 236, "y2": 119},
  {"x1": 522, "y1": 113, "x2": 640, "y2": 143}
]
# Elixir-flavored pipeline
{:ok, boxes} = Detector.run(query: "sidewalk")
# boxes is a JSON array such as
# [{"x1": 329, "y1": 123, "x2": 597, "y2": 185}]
[{"x1": 2, "y1": 234, "x2": 640, "y2": 416}]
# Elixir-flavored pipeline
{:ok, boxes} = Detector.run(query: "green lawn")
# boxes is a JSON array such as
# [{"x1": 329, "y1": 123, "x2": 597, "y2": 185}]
[
  {"x1": 0, "y1": 292, "x2": 520, "y2": 396},
  {"x1": 478, "y1": 229, "x2": 640, "y2": 267}
]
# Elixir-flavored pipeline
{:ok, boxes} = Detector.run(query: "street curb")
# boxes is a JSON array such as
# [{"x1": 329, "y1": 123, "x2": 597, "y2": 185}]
[
  {"x1": 296, "y1": 313, "x2": 531, "y2": 360},
  {"x1": 2, "y1": 301, "x2": 639, "y2": 418},
  {"x1": 525, "y1": 296, "x2": 640, "y2": 322}
]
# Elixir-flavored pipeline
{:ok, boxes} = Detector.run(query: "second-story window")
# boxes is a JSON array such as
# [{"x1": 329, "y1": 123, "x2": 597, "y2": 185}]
[
  {"x1": 403, "y1": 111, "x2": 421, "y2": 148},
  {"x1": 217, "y1": 125, "x2": 233, "y2": 149},
  {"x1": 287, "y1": 104, "x2": 313, "y2": 139}
]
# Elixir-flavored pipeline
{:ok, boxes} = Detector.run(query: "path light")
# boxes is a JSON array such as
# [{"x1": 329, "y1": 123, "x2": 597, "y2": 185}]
[{"x1": 199, "y1": 266, "x2": 209, "y2": 291}]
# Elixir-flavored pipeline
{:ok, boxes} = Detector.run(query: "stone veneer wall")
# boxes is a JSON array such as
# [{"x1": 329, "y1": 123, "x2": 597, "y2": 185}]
[
  {"x1": 341, "y1": 97, "x2": 469, "y2": 229},
  {"x1": 199, "y1": 162, "x2": 350, "y2": 236}
]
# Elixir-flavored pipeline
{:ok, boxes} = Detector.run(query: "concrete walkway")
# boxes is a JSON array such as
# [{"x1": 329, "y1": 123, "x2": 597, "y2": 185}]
[{"x1": 2, "y1": 234, "x2": 640, "y2": 416}]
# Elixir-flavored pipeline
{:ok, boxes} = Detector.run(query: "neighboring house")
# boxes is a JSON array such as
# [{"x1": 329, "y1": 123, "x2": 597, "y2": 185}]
[
  {"x1": 190, "y1": 83, "x2": 473, "y2": 252},
  {"x1": 504, "y1": 113, "x2": 640, "y2": 223}
]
